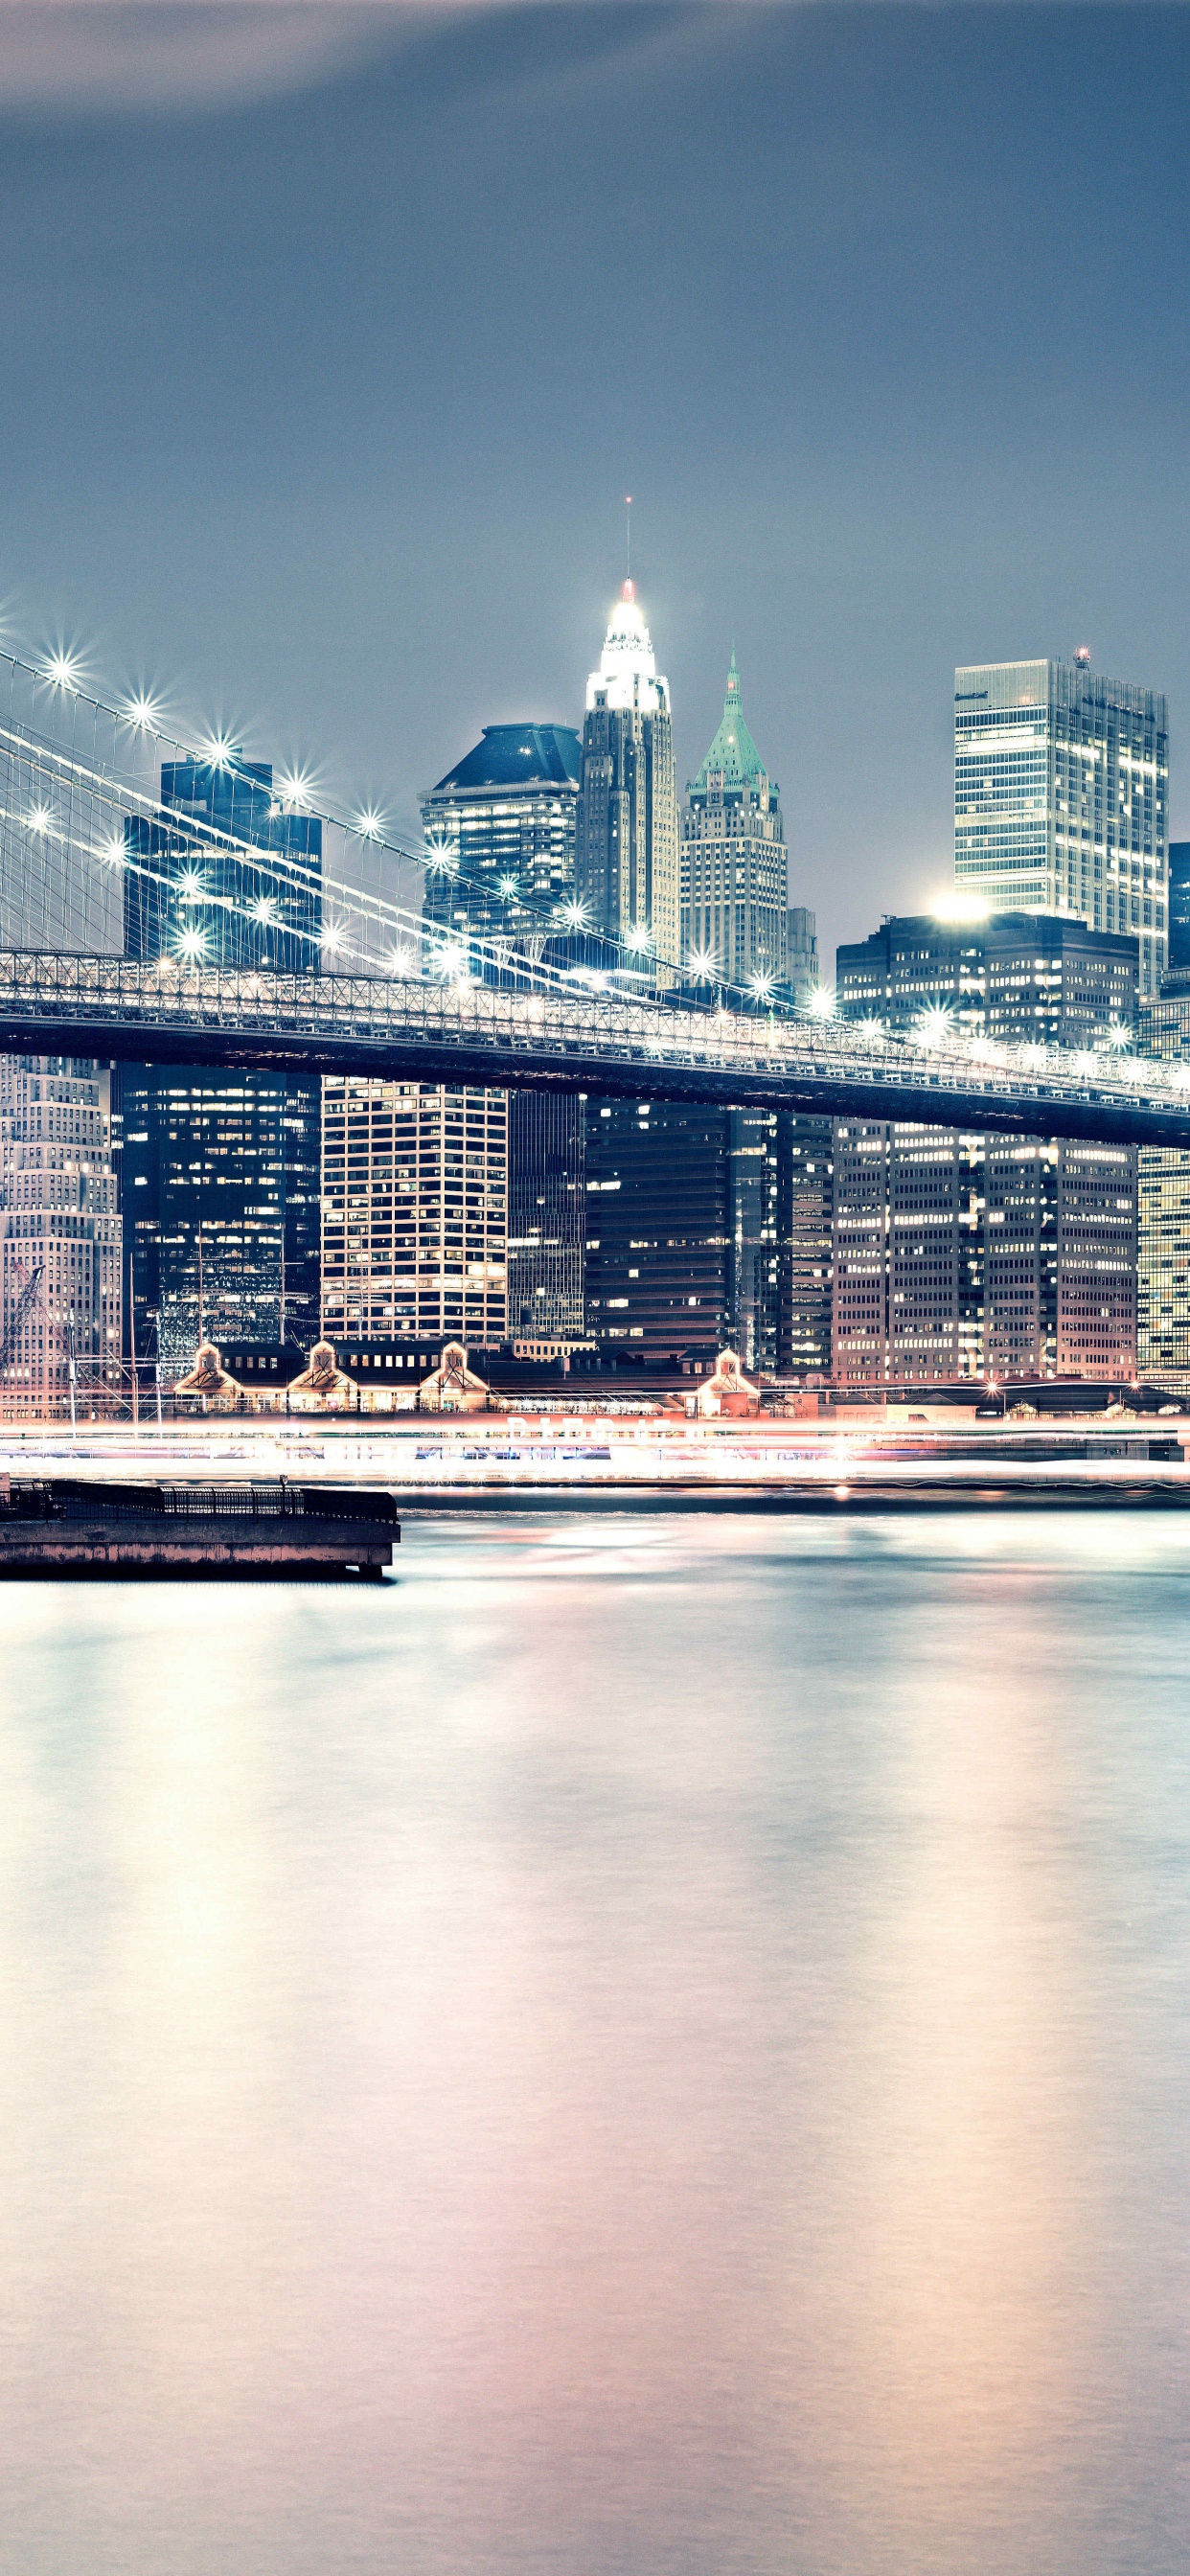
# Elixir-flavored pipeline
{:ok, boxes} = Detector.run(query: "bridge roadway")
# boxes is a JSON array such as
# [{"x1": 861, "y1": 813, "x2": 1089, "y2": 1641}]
[{"x1": 1, "y1": 950, "x2": 1188, "y2": 1149}]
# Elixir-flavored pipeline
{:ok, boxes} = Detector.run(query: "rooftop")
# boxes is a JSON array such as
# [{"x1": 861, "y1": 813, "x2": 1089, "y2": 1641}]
[
  {"x1": 689, "y1": 652, "x2": 773, "y2": 795},
  {"x1": 430, "y1": 724, "x2": 582, "y2": 795}
]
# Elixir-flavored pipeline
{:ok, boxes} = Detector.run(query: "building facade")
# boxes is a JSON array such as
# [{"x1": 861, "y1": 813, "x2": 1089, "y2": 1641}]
[
  {"x1": 1137, "y1": 978, "x2": 1190, "y2": 1394},
  {"x1": 953, "y1": 656, "x2": 1168, "y2": 1000},
  {"x1": 121, "y1": 755, "x2": 323, "y2": 1382},
  {"x1": 786, "y1": 908, "x2": 819, "y2": 1007},
  {"x1": 419, "y1": 724, "x2": 582, "y2": 954},
  {"x1": 1167, "y1": 843, "x2": 1190, "y2": 974},
  {"x1": 834, "y1": 913, "x2": 1138, "y2": 1384},
  {"x1": 320, "y1": 1078, "x2": 507, "y2": 1349},
  {"x1": 0, "y1": 1056, "x2": 122, "y2": 1414},
  {"x1": 575, "y1": 583, "x2": 679, "y2": 975},
  {"x1": 681, "y1": 653, "x2": 788, "y2": 987},
  {"x1": 506, "y1": 1090, "x2": 585, "y2": 1338},
  {"x1": 584, "y1": 1098, "x2": 783, "y2": 1372}
]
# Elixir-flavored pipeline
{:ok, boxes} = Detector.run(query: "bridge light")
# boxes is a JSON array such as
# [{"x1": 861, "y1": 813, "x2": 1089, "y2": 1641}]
[
  {"x1": 563, "y1": 899, "x2": 590, "y2": 932},
  {"x1": 1107, "y1": 1021, "x2": 1133, "y2": 1053},
  {"x1": 808, "y1": 985, "x2": 835, "y2": 1020},
  {"x1": 423, "y1": 832, "x2": 458, "y2": 875},
  {"x1": 390, "y1": 946, "x2": 414, "y2": 976},
  {"x1": 626, "y1": 924, "x2": 652, "y2": 954},
  {"x1": 688, "y1": 947, "x2": 716, "y2": 982},
  {"x1": 918, "y1": 1004, "x2": 954, "y2": 1046},
  {"x1": 43, "y1": 651, "x2": 81, "y2": 692},
  {"x1": 100, "y1": 833, "x2": 125, "y2": 867},
  {"x1": 355, "y1": 807, "x2": 384, "y2": 842},
  {"x1": 437, "y1": 941, "x2": 466, "y2": 979},
  {"x1": 321, "y1": 923, "x2": 345, "y2": 954},
  {"x1": 200, "y1": 734, "x2": 236, "y2": 770},
  {"x1": 749, "y1": 971, "x2": 775, "y2": 1004},
  {"x1": 858, "y1": 1016, "x2": 884, "y2": 1043},
  {"x1": 122, "y1": 693, "x2": 162, "y2": 733},
  {"x1": 1073, "y1": 1048, "x2": 1098, "y2": 1077},
  {"x1": 176, "y1": 926, "x2": 208, "y2": 962},
  {"x1": 276, "y1": 769, "x2": 314, "y2": 812},
  {"x1": 1020, "y1": 1042, "x2": 1046, "y2": 1070},
  {"x1": 499, "y1": 876, "x2": 518, "y2": 899},
  {"x1": 28, "y1": 805, "x2": 52, "y2": 836},
  {"x1": 178, "y1": 871, "x2": 204, "y2": 904},
  {"x1": 251, "y1": 896, "x2": 277, "y2": 928}
]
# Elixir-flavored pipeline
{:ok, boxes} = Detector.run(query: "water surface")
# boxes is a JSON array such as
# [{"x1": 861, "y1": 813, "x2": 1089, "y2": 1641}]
[{"x1": 2, "y1": 1509, "x2": 1189, "y2": 2574}]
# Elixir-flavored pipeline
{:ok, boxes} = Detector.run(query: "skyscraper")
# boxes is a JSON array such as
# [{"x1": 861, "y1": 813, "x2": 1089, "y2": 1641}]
[
  {"x1": 0, "y1": 1057, "x2": 122, "y2": 1414},
  {"x1": 575, "y1": 583, "x2": 679, "y2": 974},
  {"x1": 835, "y1": 912, "x2": 1138, "y2": 1384},
  {"x1": 320, "y1": 1078, "x2": 507, "y2": 1348},
  {"x1": 420, "y1": 722, "x2": 584, "y2": 1340},
  {"x1": 121, "y1": 756, "x2": 323, "y2": 1377},
  {"x1": 1167, "y1": 842, "x2": 1190, "y2": 974},
  {"x1": 419, "y1": 724, "x2": 582, "y2": 954},
  {"x1": 953, "y1": 656, "x2": 1169, "y2": 1000},
  {"x1": 584, "y1": 1097, "x2": 776, "y2": 1369},
  {"x1": 682, "y1": 652, "x2": 788, "y2": 987}
]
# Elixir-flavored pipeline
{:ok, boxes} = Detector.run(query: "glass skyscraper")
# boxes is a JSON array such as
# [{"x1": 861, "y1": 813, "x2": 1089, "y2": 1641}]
[
  {"x1": 121, "y1": 756, "x2": 323, "y2": 1378},
  {"x1": 953, "y1": 657, "x2": 1168, "y2": 1000},
  {"x1": 835, "y1": 912, "x2": 1139, "y2": 1384}
]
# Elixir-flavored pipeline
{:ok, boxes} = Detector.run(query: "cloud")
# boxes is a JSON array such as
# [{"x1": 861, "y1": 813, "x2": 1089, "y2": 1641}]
[
  {"x1": 0, "y1": 0, "x2": 1169, "y2": 118},
  {"x1": 0, "y1": 2, "x2": 464, "y2": 112}
]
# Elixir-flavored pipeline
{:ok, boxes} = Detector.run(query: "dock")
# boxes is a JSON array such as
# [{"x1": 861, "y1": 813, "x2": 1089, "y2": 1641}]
[{"x1": 0, "y1": 1477, "x2": 400, "y2": 1576}]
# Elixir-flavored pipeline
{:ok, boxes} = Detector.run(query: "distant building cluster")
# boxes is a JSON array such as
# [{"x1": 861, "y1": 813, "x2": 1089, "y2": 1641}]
[{"x1": 4, "y1": 599, "x2": 1189, "y2": 1414}]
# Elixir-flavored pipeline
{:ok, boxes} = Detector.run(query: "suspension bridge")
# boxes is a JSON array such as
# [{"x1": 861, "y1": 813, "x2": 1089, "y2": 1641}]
[{"x1": 0, "y1": 645, "x2": 1187, "y2": 1149}]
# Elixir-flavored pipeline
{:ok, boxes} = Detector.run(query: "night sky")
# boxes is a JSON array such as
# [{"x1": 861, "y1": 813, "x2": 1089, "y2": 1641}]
[{"x1": 1, "y1": 1, "x2": 1188, "y2": 962}]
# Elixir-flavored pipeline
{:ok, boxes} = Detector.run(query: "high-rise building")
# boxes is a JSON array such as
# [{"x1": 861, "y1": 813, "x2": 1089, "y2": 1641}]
[
  {"x1": 121, "y1": 757, "x2": 323, "y2": 1379},
  {"x1": 505, "y1": 1092, "x2": 585, "y2": 1338},
  {"x1": 1167, "y1": 843, "x2": 1190, "y2": 974},
  {"x1": 0, "y1": 1057, "x2": 122, "y2": 1414},
  {"x1": 953, "y1": 657, "x2": 1168, "y2": 1000},
  {"x1": 420, "y1": 722, "x2": 584, "y2": 1342},
  {"x1": 419, "y1": 724, "x2": 582, "y2": 953},
  {"x1": 575, "y1": 583, "x2": 679, "y2": 975},
  {"x1": 584, "y1": 1098, "x2": 780, "y2": 1371},
  {"x1": 834, "y1": 912, "x2": 1138, "y2": 1384},
  {"x1": 1137, "y1": 970, "x2": 1190, "y2": 1395},
  {"x1": 786, "y1": 908, "x2": 819, "y2": 1006},
  {"x1": 320, "y1": 1078, "x2": 507, "y2": 1348},
  {"x1": 681, "y1": 653, "x2": 788, "y2": 986}
]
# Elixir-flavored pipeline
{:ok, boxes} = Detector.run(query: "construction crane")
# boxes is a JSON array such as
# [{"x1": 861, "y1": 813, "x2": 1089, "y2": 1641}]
[{"x1": 0, "y1": 1263, "x2": 45, "y2": 1375}]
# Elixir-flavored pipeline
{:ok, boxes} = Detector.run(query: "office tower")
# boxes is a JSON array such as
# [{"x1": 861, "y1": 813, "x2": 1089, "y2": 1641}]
[
  {"x1": 1167, "y1": 844, "x2": 1190, "y2": 974},
  {"x1": 1137, "y1": 965, "x2": 1190, "y2": 1394},
  {"x1": 505, "y1": 1092, "x2": 585, "y2": 1337},
  {"x1": 584, "y1": 1098, "x2": 777, "y2": 1370},
  {"x1": 681, "y1": 654, "x2": 788, "y2": 985},
  {"x1": 320, "y1": 1078, "x2": 507, "y2": 1348},
  {"x1": 121, "y1": 757, "x2": 323, "y2": 1377},
  {"x1": 124, "y1": 754, "x2": 322, "y2": 969},
  {"x1": 775, "y1": 1116, "x2": 834, "y2": 1373},
  {"x1": 834, "y1": 913, "x2": 1138, "y2": 1384},
  {"x1": 0, "y1": 1056, "x2": 121, "y2": 1414},
  {"x1": 575, "y1": 583, "x2": 679, "y2": 974},
  {"x1": 120, "y1": 1065, "x2": 320, "y2": 1374},
  {"x1": 953, "y1": 657, "x2": 1168, "y2": 1000},
  {"x1": 421, "y1": 721, "x2": 585, "y2": 1341},
  {"x1": 786, "y1": 908, "x2": 819, "y2": 1006},
  {"x1": 419, "y1": 724, "x2": 581, "y2": 952}
]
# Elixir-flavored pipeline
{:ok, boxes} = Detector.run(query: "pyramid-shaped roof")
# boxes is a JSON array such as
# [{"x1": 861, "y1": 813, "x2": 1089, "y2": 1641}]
[{"x1": 690, "y1": 652, "x2": 768, "y2": 794}]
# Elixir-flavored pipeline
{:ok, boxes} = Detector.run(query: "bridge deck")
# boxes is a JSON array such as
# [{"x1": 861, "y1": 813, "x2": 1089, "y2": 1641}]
[{"x1": 0, "y1": 952, "x2": 1186, "y2": 1149}]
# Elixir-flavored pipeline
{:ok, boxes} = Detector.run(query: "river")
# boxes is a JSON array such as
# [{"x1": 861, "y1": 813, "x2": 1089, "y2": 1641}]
[{"x1": 2, "y1": 1507, "x2": 1188, "y2": 2573}]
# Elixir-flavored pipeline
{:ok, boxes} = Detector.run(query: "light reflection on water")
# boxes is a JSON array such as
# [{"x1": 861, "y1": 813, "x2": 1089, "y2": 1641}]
[{"x1": 1, "y1": 1509, "x2": 1189, "y2": 2575}]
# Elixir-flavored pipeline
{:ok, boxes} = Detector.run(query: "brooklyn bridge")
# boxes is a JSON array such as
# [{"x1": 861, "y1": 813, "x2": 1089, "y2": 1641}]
[{"x1": 0, "y1": 645, "x2": 1185, "y2": 1150}]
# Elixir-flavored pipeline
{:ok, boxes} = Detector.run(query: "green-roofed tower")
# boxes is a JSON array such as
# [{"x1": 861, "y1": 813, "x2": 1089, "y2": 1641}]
[
  {"x1": 682, "y1": 653, "x2": 790, "y2": 991},
  {"x1": 690, "y1": 650, "x2": 767, "y2": 795}
]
